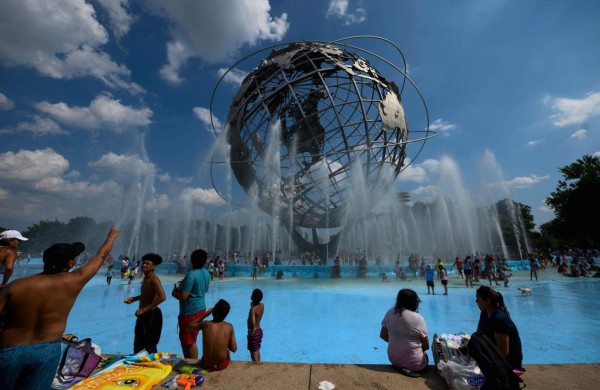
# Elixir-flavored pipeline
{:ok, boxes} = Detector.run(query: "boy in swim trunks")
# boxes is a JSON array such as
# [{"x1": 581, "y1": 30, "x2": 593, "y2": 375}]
[
  {"x1": 247, "y1": 289, "x2": 264, "y2": 361},
  {"x1": 124, "y1": 253, "x2": 166, "y2": 354},
  {"x1": 189, "y1": 299, "x2": 237, "y2": 371}
]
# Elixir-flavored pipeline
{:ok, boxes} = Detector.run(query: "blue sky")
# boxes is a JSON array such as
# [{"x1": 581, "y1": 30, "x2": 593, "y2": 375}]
[{"x1": 1, "y1": 0, "x2": 599, "y2": 232}]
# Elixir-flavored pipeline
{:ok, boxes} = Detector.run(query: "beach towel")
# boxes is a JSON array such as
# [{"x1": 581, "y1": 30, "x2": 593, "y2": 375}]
[{"x1": 71, "y1": 351, "x2": 172, "y2": 389}]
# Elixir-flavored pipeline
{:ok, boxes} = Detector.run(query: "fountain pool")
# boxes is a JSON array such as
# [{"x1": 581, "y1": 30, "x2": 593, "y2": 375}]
[{"x1": 13, "y1": 263, "x2": 591, "y2": 365}]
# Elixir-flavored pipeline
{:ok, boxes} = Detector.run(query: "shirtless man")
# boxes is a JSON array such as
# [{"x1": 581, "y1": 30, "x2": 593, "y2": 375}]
[
  {"x1": 247, "y1": 288, "x2": 264, "y2": 361},
  {"x1": 189, "y1": 299, "x2": 237, "y2": 371},
  {"x1": 124, "y1": 253, "x2": 166, "y2": 354},
  {"x1": 0, "y1": 230, "x2": 28, "y2": 288},
  {"x1": 0, "y1": 225, "x2": 121, "y2": 390}
]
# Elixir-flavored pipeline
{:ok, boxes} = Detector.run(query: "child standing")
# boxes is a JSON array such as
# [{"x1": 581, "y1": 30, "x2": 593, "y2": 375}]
[
  {"x1": 106, "y1": 265, "x2": 113, "y2": 286},
  {"x1": 247, "y1": 289, "x2": 264, "y2": 362},
  {"x1": 425, "y1": 265, "x2": 435, "y2": 295},
  {"x1": 440, "y1": 266, "x2": 448, "y2": 295}
]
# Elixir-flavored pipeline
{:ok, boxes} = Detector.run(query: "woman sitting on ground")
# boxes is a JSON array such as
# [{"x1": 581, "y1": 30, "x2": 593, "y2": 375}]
[
  {"x1": 380, "y1": 289, "x2": 429, "y2": 377},
  {"x1": 475, "y1": 286, "x2": 523, "y2": 370}
]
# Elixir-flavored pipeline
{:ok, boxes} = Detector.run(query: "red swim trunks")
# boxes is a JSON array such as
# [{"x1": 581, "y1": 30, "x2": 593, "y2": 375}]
[
  {"x1": 247, "y1": 328, "x2": 263, "y2": 352},
  {"x1": 201, "y1": 351, "x2": 231, "y2": 372},
  {"x1": 178, "y1": 309, "x2": 206, "y2": 345}
]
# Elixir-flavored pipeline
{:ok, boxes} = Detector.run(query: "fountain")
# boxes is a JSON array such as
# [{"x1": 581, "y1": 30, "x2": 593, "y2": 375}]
[
  {"x1": 110, "y1": 38, "x2": 530, "y2": 266},
  {"x1": 211, "y1": 37, "x2": 434, "y2": 260}
]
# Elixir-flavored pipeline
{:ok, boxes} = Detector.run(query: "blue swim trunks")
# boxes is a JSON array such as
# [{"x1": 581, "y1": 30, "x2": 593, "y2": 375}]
[{"x1": 0, "y1": 340, "x2": 61, "y2": 390}]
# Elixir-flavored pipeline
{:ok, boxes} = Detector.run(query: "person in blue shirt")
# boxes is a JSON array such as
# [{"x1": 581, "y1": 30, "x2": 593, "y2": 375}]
[
  {"x1": 425, "y1": 264, "x2": 435, "y2": 295},
  {"x1": 172, "y1": 249, "x2": 211, "y2": 358}
]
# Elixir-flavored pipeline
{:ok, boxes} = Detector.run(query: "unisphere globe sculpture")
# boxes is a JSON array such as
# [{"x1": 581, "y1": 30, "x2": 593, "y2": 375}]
[{"x1": 214, "y1": 38, "x2": 433, "y2": 253}]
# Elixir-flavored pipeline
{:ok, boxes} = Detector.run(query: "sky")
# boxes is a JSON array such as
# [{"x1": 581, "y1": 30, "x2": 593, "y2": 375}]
[{"x1": 1, "y1": 0, "x2": 599, "y2": 232}]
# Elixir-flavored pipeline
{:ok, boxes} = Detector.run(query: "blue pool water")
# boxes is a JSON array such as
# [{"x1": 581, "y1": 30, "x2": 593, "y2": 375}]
[{"x1": 10, "y1": 261, "x2": 600, "y2": 365}]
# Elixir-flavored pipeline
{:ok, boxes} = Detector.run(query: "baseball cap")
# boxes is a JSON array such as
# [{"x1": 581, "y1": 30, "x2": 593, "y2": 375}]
[
  {"x1": 0, "y1": 230, "x2": 29, "y2": 241},
  {"x1": 43, "y1": 242, "x2": 86, "y2": 264}
]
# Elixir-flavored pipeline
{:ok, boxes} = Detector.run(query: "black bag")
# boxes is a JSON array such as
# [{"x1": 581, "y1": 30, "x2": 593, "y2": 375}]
[{"x1": 467, "y1": 332, "x2": 525, "y2": 390}]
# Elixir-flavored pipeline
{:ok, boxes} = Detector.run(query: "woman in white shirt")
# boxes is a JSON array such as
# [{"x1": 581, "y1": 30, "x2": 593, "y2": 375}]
[{"x1": 380, "y1": 289, "x2": 429, "y2": 377}]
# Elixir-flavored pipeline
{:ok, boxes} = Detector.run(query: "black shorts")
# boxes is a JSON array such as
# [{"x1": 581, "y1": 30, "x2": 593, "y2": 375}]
[
  {"x1": 442, "y1": 280, "x2": 448, "y2": 285},
  {"x1": 426, "y1": 280, "x2": 434, "y2": 287},
  {"x1": 464, "y1": 269, "x2": 472, "y2": 275}
]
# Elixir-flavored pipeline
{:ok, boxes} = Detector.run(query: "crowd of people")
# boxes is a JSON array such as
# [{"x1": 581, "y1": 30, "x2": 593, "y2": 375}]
[{"x1": 1, "y1": 226, "x2": 598, "y2": 388}]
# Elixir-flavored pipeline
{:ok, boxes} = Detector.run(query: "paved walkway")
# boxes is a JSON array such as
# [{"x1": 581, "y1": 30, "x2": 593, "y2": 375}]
[{"x1": 148, "y1": 361, "x2": 599, "y2": 389}]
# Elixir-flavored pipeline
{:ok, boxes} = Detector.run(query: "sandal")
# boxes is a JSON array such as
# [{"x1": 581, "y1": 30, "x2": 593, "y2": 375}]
[{"x1": 399, "y1": 367, "x2": 420, "y2": 378}]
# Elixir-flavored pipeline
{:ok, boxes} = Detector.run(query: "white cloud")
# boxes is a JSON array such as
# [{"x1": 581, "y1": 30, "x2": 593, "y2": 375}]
[
  {"x1": 570, "y1": 129, "x2": 587, "y2": 139},
  {"x1": 175, "y1": 176, "x2": 193, "y2": 185},
  {"x1": 0, "y1": 0, "x2": 142, "y2": 93},
  {"x1": 410, "y1": 185, "x2": 441, "y2": 204},
  {"x1": 147, "y1": 0, "x2": 289, "y2": 85},
  {"x1": 396, "y1": 158, "x2": 440, "y2": 183},
  {"x1": 547, "y1": 91, "x2": 600, "y2": 127},
  {"x1": 193, "y1": 106, "x2": 223, "y2": 135},
  {"x1": 158, "y1": 172, "x2": 171, "y2": 183},
  {"x1": 0, "y1": 148, "x2": 69, "y2": 181},
  {"x1": 538, "y1": 204, "x2": 552, "y2": 213},
  {"x1": 97, "y1": 0, "x2": 134, "y2": 39},
  {"x1": 34, "y1": 94, "x2": 152, "y2": 132},
  {"x1": 503, "y1": 174, "x2": 550, "y2": 189},
  {"x1": 0, "y1": 92, "x2": 15, "y2": 110},
  {"x1": 0, "y1": 115, "x2": 69, "y2": 136},
  {"x1": 527, "y1": 139, "x2": 543, "y2": 146},
  {"x1": 182, "y1": 187, "x2": 227, "y2": 205},
  {"x1": 89, "y1": 152, "x2": 156, "y2": 179},
  {"x1": 146, "y1": 193, "x2": 170, "y2": 210},
  {"x1": 0, "y1": 148, "x2": 123, "y2": 227},
  {"x1": 326, "y1": 0, "x2": 366, "y2": 25},
  {"x1": 429, "y1": 118, "x2": 457, "y2": 136},
  {"x1": 594, "y1": 151, "x2": 600, "y2": 158},
  {"x1": 217, "y1": 67, "x2": 248, "y2": 85}
]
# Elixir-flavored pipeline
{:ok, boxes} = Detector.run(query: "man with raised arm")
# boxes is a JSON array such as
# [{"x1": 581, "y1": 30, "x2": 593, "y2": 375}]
[{"x1": 0, "y1": 225, "x2": 122, "y2": 390}]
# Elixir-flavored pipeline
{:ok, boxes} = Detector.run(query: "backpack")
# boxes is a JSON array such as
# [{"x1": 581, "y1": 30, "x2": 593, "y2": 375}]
[{"x1": 467, "y1": 332, "x2": 525, "y2": 390}]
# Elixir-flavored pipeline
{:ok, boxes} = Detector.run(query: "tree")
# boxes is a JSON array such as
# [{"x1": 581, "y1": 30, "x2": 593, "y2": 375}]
[
  {"x1": 544, "y1": 155, "x2": 600, "y2": 247},
  {"x1": 21, "y1": 220, "x2": 68, "y2": 255},
  {"x1": 494, "y1": 199, "x2": 535, "y2": 256}
]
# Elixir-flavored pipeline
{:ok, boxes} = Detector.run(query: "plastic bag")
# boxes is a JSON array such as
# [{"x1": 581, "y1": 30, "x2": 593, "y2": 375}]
[{"x1": 437, "y1": 358, "x2": 485, "y2": 390}]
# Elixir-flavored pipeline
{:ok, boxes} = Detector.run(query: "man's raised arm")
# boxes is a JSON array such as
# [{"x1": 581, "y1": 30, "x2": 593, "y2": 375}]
[{"x1": 74, "y1": 225, "x2": 122, "y2": 282}]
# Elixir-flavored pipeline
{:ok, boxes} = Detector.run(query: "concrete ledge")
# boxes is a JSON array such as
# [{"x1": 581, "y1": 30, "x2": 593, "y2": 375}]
[{"x1": 148, "y1": 362, "x2": 600, "y2": 389}]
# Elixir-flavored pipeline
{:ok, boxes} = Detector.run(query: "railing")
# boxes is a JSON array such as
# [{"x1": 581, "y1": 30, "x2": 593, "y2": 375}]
[{"x1": 156, "y1": 260, "x2": 533, "y2": 279}]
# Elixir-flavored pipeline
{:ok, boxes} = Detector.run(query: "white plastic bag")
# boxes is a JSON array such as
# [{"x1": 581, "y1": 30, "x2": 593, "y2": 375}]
[{"x1": 437, "y1": 358, "x2": 485, "y2": 390}]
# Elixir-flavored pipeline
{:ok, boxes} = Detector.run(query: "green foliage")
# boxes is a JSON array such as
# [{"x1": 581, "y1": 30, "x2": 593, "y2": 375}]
[
  {"x1": 493, "y1": 199, "x2": 534, "y2": 256},
  {"x1": 20, "y1": 217, "x2": 106, "y2": 255},
  {"x1": 543, "y1": 155, "x2": 600, "y2": 247}
]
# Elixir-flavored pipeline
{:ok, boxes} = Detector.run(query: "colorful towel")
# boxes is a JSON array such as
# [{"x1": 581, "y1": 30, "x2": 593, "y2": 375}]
[{"x1": 71, "y1": 351, "x2": 172, "y2": 389}]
